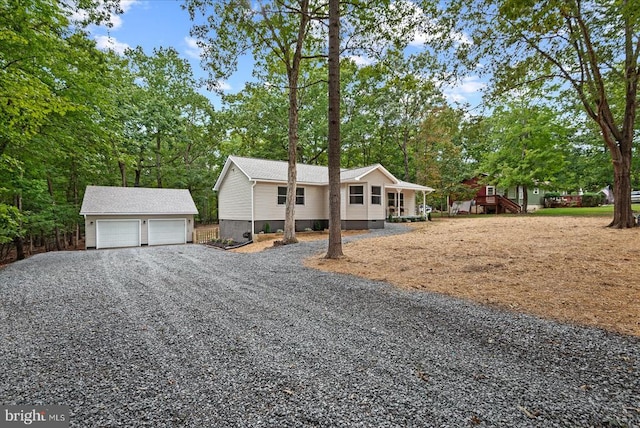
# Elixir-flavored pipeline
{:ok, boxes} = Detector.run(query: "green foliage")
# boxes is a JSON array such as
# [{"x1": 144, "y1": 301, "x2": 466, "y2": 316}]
[
  {"x1": 581, "y1": 192, "x2": 605, "y2": 207},
  {"x1": 0, "y1": 204, "x2": 23, "y2": 244},
  {"x1": 476, "y1": 96, "x2": 571, "y2": 198}
]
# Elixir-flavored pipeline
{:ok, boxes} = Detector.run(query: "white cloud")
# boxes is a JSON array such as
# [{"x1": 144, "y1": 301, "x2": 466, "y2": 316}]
[
  {"x1": 443, "y1": 76, "x2": 486, "y2": 105},
  {"x1": 104, "y1": 0, "x2": 140, "y2": 29},
  {"x1": 71, "y1": 0, "x2": 141, "y2": 30},
  {"x1": 409, "y1": 25, "x2": 472, "y2": 48},
  {"x1": 211, "y1": 80, "x2": 232, "y2": 91},
  {"x1": 348, "y1": 55, "x2": 374, "y2": 67},
  {"x1": 184, "y1": 37, "x2": 203, "y2": 60},
  {"x1": 94, "y1": 35, "x2": 130, "y2": 55}
]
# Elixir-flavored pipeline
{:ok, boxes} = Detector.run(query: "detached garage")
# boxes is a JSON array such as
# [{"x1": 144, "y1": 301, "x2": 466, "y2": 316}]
[{"x1": 80, "y1": 186, "x2": 198, "y2": 249}]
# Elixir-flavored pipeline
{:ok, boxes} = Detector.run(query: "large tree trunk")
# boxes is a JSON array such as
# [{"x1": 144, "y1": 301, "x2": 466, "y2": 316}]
[
  {"x1": 325, "y1": 0, "x2": 343, "y2": 259},
  {"x1": 283, "y1": 71, "x2": 299, "y2": 244},
  {"x1": 281, "y1": 0, "x2": 310, "y2": 245},
  {"x1": 610, "y1": 146, "x2": 634, "y2": 228},
  {"x1": 597, "y1": 119, "x2": 635, "y2": 228}
]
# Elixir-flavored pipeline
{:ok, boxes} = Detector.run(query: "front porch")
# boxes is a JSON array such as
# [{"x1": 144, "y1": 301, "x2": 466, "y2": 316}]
[{"x1": 386, "y1": 181, "x2": 434, "y2": 220}]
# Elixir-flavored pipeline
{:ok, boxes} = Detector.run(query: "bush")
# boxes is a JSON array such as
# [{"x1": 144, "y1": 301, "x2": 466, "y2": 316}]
[
  {"x1": 581, "y1": 192, "x2": 604, "y2": 207},
  {"x1": 264, "y1": 222, "x2": 270, "y2": 233}
]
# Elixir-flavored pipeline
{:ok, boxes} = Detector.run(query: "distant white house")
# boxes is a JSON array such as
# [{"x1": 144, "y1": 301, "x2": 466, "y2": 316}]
[
  {"x1": 80, "y1": 186, "x2": 198, "y2": 249},
  {"x1": 213, "y1": 156, "x2": 434, "y2": 242}
]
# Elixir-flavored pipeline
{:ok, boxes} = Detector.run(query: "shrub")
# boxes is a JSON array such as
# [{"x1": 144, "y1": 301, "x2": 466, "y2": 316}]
[
  {"x1": 264, "y1": 222, "x2": 270, "y2": 233},
  {"x1": 581, "y1": 192, "x2": 604, "y2": 207}
]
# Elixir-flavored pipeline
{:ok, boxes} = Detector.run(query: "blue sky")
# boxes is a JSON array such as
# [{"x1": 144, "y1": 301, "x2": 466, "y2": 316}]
[{"x1": 89, "y1": 0, "x2": 486, "y2": 110}]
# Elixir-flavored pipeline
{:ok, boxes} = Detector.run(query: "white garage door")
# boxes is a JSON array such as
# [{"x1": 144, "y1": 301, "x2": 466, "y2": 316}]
[
  {"x1": 96, "y1": 220, "x2": 141, "y2": 249},
  {"x1": 148, "y1": 219, "x2": 186, "y2": 246}
]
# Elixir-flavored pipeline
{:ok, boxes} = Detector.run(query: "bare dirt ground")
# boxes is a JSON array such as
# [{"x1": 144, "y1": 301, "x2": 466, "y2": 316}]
[{"x1": 294, "y1": 216, "x2": 639, "y2": 337}]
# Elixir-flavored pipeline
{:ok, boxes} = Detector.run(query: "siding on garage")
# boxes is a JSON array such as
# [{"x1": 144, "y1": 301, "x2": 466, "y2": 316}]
[{"x1": 85, "y1": 214, "x2": 194, "y2": 248}]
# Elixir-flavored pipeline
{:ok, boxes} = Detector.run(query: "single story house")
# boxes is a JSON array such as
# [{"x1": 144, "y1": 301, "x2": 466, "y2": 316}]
[
  {"x1": 80, "y1": 186, "x2": 198, "y2": 249},
  {"x1": 213, "y1": 156, "x2": 434, "y2": 242}
]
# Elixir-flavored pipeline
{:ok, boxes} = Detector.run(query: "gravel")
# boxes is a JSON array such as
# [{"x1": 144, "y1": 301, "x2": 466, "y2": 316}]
[{"x1": 0, "y1": 224, "x2": 639, "y2": 427}]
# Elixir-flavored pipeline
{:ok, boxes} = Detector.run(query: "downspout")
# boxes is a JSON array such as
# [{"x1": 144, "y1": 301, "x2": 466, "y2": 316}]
[{"x1": 251, "y1": 181, "x2": 257, "y2": 240}]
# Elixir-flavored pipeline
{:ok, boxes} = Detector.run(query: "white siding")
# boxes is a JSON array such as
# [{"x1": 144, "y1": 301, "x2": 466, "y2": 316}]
[
  {"x1": 344, "y1": 169, "x2": 394, "y2": 221},
  {"x1": 297, "y1": 185, "x2": 326, "y2": 219},
  {"x1": 345, "y1": 184, "x2": 367, "y2": 220},
  {"x1": 253, "y1": 182, "x2": 284, "y2": 220},
  {"x1": 218, "y1": 166, "x2": 253, "y2": 220},
  {"x1": 403, "y1": 190, "x2": 417, "y2": 216},
  {"x1": 254, "y1": 182, "x2": 326, "y2": 221}
]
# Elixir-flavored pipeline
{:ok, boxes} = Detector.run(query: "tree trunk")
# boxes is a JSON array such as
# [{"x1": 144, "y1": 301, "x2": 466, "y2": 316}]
[
  {"x1": 155, "y1": 133, "x2": 163, "y2": 188},
  {"x1": 522, "y1": 185, "x2": 528, "y2": 214},
  {"x1": 118, "y1": 160, "x2": 127, "y2": 187},
  {"x1": 281, "y1": 0, "x2": 310, "y2": 245},
  {"x1": 402, "y1": 127, "x2": 410, "y2": 181},
  {"x1": 610, "y1": 149, "x2": 634, "y2": 228},
  {"x1": 13, "y1": 236, "x2": 25, "y2": 261},
  {"x1": 598, "y1": 122, "x2": 635, "y2": 228},
  {"x1": 47, "y1": 176, "x2": 62, "y2": 251},
  {"x1": 283, "y1": 71, "x2": 299, "y2": 244},
  {"x1": 135, "y1": 152, "x2": 143, "y2": 187},
  {"x1": 325, "y1": 0, "x2": 343, "y2": 259},
  {"x1": 13, "y1": 194, "x2": 25, "y2": 260}
]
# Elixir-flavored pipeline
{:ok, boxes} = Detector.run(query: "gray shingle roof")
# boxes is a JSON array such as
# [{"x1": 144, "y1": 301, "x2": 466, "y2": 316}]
[
  {"x1": 80, "y1": 186, "x2": 199, "y2": 215},
  {"x1": 230, "y1": 156, "x2": 330, "y2": 184},
  {"x1": 214, "y1": 156, "x2": 434, "y2": 192}
]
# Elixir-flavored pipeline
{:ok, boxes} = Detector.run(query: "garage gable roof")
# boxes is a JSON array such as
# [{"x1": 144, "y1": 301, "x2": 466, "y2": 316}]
[{"x1": 80, "y1": 186, "x2": 199, "y2": 215}]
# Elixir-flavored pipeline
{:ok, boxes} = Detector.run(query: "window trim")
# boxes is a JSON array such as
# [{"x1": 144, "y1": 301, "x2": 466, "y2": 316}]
[
  {"x1": 295, "y1": 187, "x2": 305, "y2": 205},
  {"x1": 277, "y1": 186, "x2": 287, "y2": 205},
  {"x1": 349, "y1": 185, "x2": 364, "y2": 205},
  {"x1": 277, "y1": 186, "x2": 305, "y2": 205},
  {"x1": 371, "y1": 186, "x2": 381, "y2": 205}
]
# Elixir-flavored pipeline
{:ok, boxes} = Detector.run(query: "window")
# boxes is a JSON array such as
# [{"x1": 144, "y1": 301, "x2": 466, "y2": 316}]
[
  {"x1": 349, "y1": 185, "x2": 364, "y2": 204},
  {"x1": 533, "y1": 187, "x2": 540, "y2": 195},
  {"x1": 277, "y1": 186, "x2": 305, "y2": 205},
  {"x1": 388, "y1": 192, "x2": 395, "y2": 207},
  {"x1": 295, "y1": 187, "x2": 304, "y2": 205},
  {"x1": 371, "y1": 186, "x2": 381, "y2": 205},
  {"x1": 486, "y1": 186, "x2": 495, "y2": 196}
]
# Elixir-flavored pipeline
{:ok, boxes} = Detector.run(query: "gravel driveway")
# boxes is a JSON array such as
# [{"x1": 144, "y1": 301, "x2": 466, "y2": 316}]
[{"x1": 1, "y1": 225, "x2": 639, "y2": 427}]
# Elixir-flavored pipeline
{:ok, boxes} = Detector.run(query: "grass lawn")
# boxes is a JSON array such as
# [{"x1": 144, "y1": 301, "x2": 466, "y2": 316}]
[{"x1": 531, "y1": 204, "x2": 640, "y2": 216}]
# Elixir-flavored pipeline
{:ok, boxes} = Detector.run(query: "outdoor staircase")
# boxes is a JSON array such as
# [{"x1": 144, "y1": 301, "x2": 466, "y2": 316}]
[{"x1": 497, "y1": 195, "x2": 521, "y2": 214}]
